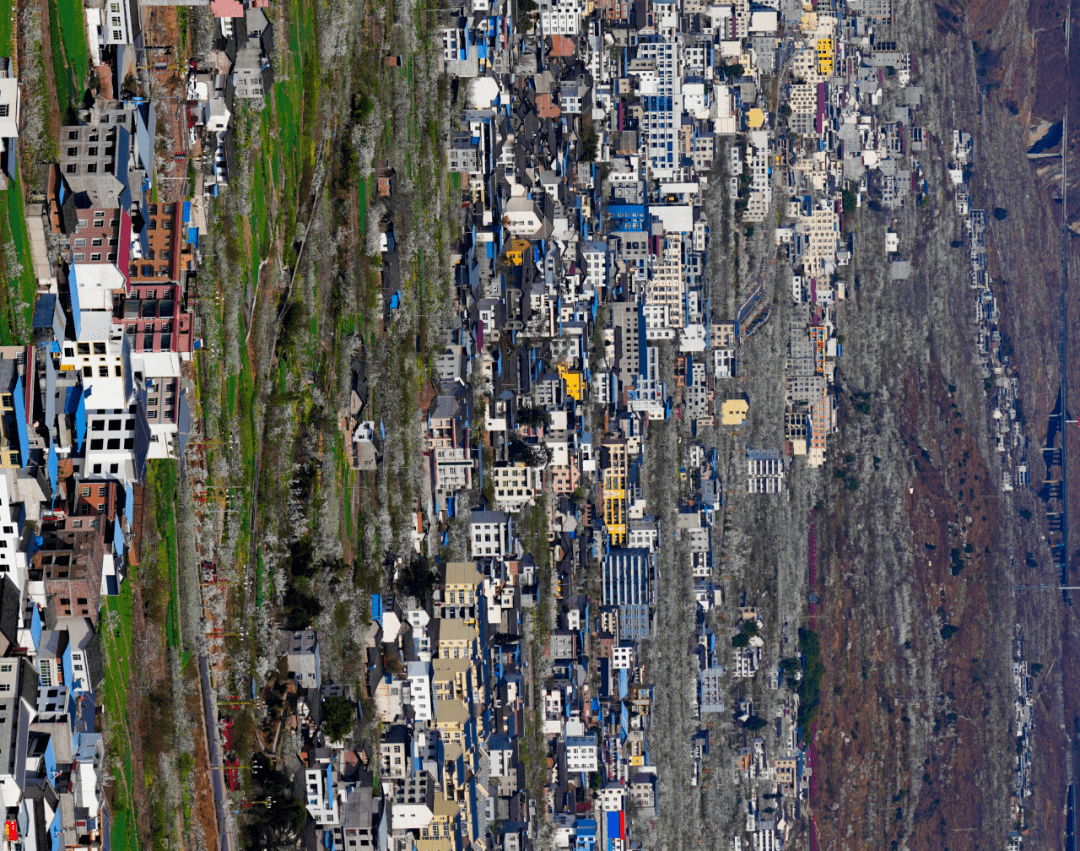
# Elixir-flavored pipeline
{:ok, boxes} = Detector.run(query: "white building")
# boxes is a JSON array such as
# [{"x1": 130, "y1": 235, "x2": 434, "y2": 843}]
[
  {"x1": 0, "y1": 659, "x2": 36, "y2": 809},
  {"x1": 470, "y1": 509, "x2": 513, "y2": 559},
  {"x1": 102, "y1": 0, "x2": 135, "y2": 45},
  {"x1": 565, "y1": 735, "x2": 599, "y2": 773},
  {"x1": 304, "y1": 759, "x2": 340, "y2": 826},
  {"x1": 538, "y1": 0, "x2": 580, "y2": 34},
  {"x1": 491, "y1": 463, "x2": 543, "y2": 512},
  {"x1": 406, "y1": 661, "x2": 433, "y2": 722}
]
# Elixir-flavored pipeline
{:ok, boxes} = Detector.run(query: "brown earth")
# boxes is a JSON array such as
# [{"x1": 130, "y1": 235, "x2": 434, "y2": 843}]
[{"x1": 813, "y1": 362, "x2": 1009, "y2": 850}]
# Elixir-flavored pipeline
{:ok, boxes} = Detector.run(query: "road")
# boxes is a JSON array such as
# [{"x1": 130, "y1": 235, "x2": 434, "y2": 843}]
[{"x1": 199, "y1": 653, "x2": 235, "y2": 851}]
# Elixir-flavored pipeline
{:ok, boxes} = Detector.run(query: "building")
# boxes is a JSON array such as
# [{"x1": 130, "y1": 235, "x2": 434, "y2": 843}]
[
  {"x1": 428, "y1": 395, "x2": 472, "y2": 498},
  {"x1": 60, "y1": 123, "x2": 131, "y2": 209},
  {"x1": 600, "y1": 439, "x2": 628, "y2": 546},
  {"x1": 564, "y1": 734, "x2": 599, "y2": 773},
  {"x1": 470, "y1": 510, "x2": 512, "y2": 559},
  {"x1": 391, "y1": 772, "x2": 435, "y2": 833},
  {"x1": 0, "y1": 658, "x2": 37, "y2": 808},
  {"x1": 102, "y1": 0, "x2": 138, "y2": 44},
  {"x1": 380, "y1": 725, "x2": 410, "y2": 780},
  {"x1": 283, "y1": 629, "x2": 321, "y2": 690},
  {"x1": 406, "y1": 661, "x2": 433, "y2": 722},
  {"x1": 66, "y1": 207, "x2": 130, "y2": 268},
  {"x1": 602, "y1": 549, "x2": 653, "y2": 608},
  {"x1": 747, "y1": 449, "x2": 785, "y2": 494},
  {"x1": 491, "y1": 463, "x2": 543, "y2": 512}
]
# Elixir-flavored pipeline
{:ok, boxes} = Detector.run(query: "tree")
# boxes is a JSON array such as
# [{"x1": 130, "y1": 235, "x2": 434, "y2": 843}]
[
  {"x1": 323, "y1": 695, "x2": 357, "y2": 741},
  {"x1": 743, "y1": 715, "x2": 767, "y2": 732},
  {"x1": 283, "y1": 584, "x2": 322, "y2": 630},
  {"x1": 516, "y1": 406, "x2": 551, "y2": 429}
]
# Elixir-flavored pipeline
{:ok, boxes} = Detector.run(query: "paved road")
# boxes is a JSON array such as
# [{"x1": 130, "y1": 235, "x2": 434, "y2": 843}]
[{"x1": 200, "y1": 653, "x2": 234, "y2": 851}]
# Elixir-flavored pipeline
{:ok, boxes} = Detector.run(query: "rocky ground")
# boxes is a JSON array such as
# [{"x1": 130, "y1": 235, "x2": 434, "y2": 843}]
[{"x1": 642, "y1": 0, "x2": 1080, "y2": 847}]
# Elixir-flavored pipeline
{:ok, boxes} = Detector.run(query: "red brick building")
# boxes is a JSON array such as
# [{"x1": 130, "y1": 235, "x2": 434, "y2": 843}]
[
  {"x1": 66, "y1": 207, "x2": 132, "y2": 272},
  {"x1": 32, "y1": 529, "x2": 105, "y2": 624},
  {"x1": 115, "y1": 202, "x2": 195, "y2": 355}
]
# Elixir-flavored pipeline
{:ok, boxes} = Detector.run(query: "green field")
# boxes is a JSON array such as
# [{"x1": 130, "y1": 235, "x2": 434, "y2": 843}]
[
  {"x1": 0, "y1": 0, "x2": 13, "y2": 56},
  {"x1": 0, "y1": 162, "x2": 39, "y2": 343},
  {"x1": 100, "y1": 582, "x2": 139, "y2": 851},
  {"x1": 47, "y1": 0, "x2": 88, "y2": 114}
]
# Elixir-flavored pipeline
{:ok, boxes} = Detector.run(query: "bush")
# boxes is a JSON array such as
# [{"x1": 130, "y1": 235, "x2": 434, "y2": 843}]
[
  {"x1": 796, "y1": 628, "x2": 822, "y2": 729},
  {"x1": 323, "y1": 695, "x2": 357, "y2": 740},
  {"x1": 993, "y1": 207, "x2": 1008, "y2": 221},
  {"x1": 940, "y1": 624, "x2": 959, "y2": 641},
  {"x1": 732, "y1": 632, "x2": 750, "y2": 648}
]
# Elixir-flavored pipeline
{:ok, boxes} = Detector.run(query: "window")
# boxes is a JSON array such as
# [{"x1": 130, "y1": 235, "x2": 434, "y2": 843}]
[
  {"x1": 82, "y1": 366, "x2": 93, "y2": 378},
  {"x1": 80, "y1": 486, "x2": 91, "y2": 496},
  {"x1": 93, "y1": 342, "x2": 106, "y2": 354},
  {"x1": 90, "y1": 439, "x2": 103, "y2": 451},
  {"x1": 92, "y1": 464, "x2": 102, "y2": 474},
  {"x1": 108, "y1": 419, "x2": 120, "y2": 431},
  {"x1": 98, "y1": 366, "x2": 109, "y2": 377},
  {"x1": 74, "y1": 238, "x2": 86, "y2": 247},
  {"x1": 77, "y1": 343, "x2": 90, "y2": 355},
  {"x1": 91, "y1": 253, "x2": 101, "y2": 262},
  {"x1": 87, "y1": 163, "x2": 97, "y2": 173},
  {"x1": 106, "y1": 438, "x2": 120, "y2": 451},
  {"x1": 68, "y1": 130, "x2": 78, "y2": 140},
  {"x1": 74, "y1": 252, "x2": 85, "y2": 261},
  {"x1": 109, "y1": 463, "x2": 119, "y2": 474},
  {"x1": 114, "y1": 365, "x2": 123, "y2": 377},
  {"x1": 92, "y1": 237, "x2": 103, "y2": 247},
  {"x1": 97, "y1": 486, "x2": 106, "y2": 497}
]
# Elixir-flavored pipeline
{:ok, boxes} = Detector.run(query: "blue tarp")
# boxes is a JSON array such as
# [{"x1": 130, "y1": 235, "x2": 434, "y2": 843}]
[
  {"x1": 44, "y1": 349, "x2": 56, "y2": 445},
  {"x1": 33, "y1": 295, "x2": 56, "y2": 330},
  {"x1": 75, "y1": 392, "x2": 87, "y2": 452},
  {"x1": 13, "y1": 376, "x2": 28, "y2": 468},
  {"x1": 70, "y1": 268, "x2": 82, "y2": 338},
  {"x1": 30, "y1": 603, "x2": 41, "y2": 650},
  {"x1": 125, "y1": 481, "x2": 135, "y2": 528},
  {"x1": 47, "y1": 444, "x2": 58, "y2": 497},
  {"x1": 371, "y1": 593, "x2": 383, "y2": 625}
]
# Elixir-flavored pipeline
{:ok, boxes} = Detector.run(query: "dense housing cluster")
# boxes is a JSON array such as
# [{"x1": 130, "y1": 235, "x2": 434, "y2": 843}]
[{"x1": 0, "y1": 73, "x2": 201, "y2": 851}]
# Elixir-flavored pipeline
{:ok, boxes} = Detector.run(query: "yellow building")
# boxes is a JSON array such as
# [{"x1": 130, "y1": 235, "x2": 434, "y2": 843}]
[
  {"x1": 601, "y1": 438, "x2": 628, "y2": 545},
  {"x1": 443, "y1": 561, "x2": 481, "y2": 623},
  {"x1": 0, "y1": 347, "x2": 29, "y2": 469},
  {"x1": 432, "y1": 656, "x2": 472, "y2": 702},
  {"x1": 558, "y1": 363, "x2": 585, "y2": 402},
  {"x1": 816, "y1": 38, "x2": 834, "y2": 76},
  {"x1": 437, "y1": 619, "x2": 477, "y2": 660},
  {"x1": 721, "y1": 398, "x2": 749, "y2": 425},
  {"x1": 416, "y1": 797, "x2": 461, "y2": 848},
  {"x1": 504, "y1": 238, "x2": 531, "y2": 266}
]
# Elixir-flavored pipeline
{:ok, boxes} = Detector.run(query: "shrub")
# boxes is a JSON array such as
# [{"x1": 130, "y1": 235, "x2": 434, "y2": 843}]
[
  {"x1": 940, "y1": 624, "x2": 959, "y2": 640},
  {"x1": 323, "y1": 695, "x2": 357, "y2": 740}
]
